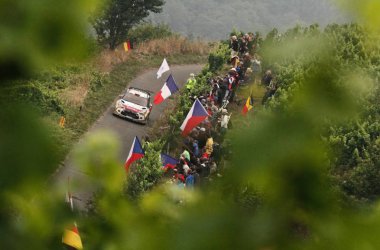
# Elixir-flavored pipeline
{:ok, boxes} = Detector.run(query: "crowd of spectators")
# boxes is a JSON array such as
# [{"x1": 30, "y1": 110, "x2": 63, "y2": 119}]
[
  {"x1": 230, "y1": 32, "x2": 278, "y2": 104},
  {"x1": 163, "y1": 32, "x2": 281, "y2": 190}
]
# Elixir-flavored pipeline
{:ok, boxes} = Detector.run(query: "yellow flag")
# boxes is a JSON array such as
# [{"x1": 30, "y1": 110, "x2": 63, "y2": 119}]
[
  {"x1": 62, "y1": 225, "x2": 83, "y2": 249},
  {"x1": 123, "y1": 41, "x2": 131, "y2": 52},
  {"x1": 242, "y1": 95, "x2": 253, "y2": 115}
]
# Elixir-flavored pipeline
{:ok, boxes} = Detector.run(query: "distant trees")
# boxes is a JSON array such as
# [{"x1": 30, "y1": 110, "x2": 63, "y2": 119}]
[{"x1": 92, "y1": 0, "x2": 165, "y2": 49}]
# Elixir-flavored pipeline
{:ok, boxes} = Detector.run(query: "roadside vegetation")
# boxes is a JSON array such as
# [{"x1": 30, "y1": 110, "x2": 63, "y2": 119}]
[
  {"x1": 261, "y1": 23, "x2": 380, "y2": 205},
  {"x1": 0, "y1": 23, "x2": 210, "y2": 165},
  {"x1": 2, "y1": 0, "x2": 380, "y2": 249}
]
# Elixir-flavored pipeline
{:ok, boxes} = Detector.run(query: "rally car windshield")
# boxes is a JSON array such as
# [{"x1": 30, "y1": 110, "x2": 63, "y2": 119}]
[{"x1": 122, "y1": 92, "x2": 149, "y2": 107}]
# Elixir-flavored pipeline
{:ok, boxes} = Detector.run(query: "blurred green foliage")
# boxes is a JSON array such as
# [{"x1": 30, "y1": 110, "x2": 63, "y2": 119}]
[
  {"x1": 0, "y1": 0, "x2": 100, "y2": 80},
  {"x1": 1, "y1": 0, "x2": 380, "y2": 249},
  {"x1": 261, "y1": 23, "x2": 380, "y2": 204}
]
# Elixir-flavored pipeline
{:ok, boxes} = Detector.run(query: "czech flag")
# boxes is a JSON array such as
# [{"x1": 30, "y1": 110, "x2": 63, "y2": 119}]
[
  {"x1": 153, "y1": 74, "x2": 179, "y2": 105},
  {"x1": 123, "y1": 41, "x2": 132, "y2": 52},
  {"x1": 125, "y1": 136, "x2": 144, "y2": 171},
  {"x1": 62, "y1": 223, "x2": 83, "y2": 250},
  {"x1": 180, "y1": 99, "x2": 209, "y2": 136},
  {"x1": 242, "y1": 95, "x2": 253, "y2": 115},
  {"x1": 161, "y1": 153, "x2": 178, "y2": 171}
]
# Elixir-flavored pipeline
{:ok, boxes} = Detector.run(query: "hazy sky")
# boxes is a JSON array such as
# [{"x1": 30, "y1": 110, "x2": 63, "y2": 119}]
[{"x1": 149, "y1": 0, "x2": 349, "y2": 39}]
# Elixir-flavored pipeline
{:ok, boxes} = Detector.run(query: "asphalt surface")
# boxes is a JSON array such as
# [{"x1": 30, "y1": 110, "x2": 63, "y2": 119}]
[{"x1": 53, "y1": 64, "x2": 203, "y2": 207}]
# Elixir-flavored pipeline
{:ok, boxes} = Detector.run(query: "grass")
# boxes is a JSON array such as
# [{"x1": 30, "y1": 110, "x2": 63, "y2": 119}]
[
  {"x1": 230, "y1": 75, "x2": 267, "y2": 128},
  {"x1": 135, "y1": 36, "x2": 210, "y2": 56}
]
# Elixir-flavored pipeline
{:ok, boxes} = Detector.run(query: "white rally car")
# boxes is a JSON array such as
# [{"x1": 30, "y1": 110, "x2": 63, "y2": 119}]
[{"x1": 113, "y1": 87, "x2": 152, "y2": 124}]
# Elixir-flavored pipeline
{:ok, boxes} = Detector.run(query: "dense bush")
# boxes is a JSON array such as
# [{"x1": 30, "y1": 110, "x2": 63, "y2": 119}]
[
  {"x1": 127, "y1": 23, "x2": 174, "y2": 45},
  {"x1": 261, "y1": 23, "x2": 380, "y2": 202},
  {"x1": 208, "y1": 43, "x2": 229, "y2": 72},
  {"x1": 125, "y1": 140, "x2": 164, "y2": 200}
]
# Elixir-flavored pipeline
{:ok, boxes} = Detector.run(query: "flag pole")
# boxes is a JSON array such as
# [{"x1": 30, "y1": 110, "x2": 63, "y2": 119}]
[{"x1": 67, "y1": 176, "x2": 74, "y2": 212}]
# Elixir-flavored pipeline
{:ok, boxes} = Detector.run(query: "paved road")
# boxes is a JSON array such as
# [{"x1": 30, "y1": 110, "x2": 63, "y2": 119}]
[{"x1": 53, "y1": 64, "x2": 203, "y2": 207}]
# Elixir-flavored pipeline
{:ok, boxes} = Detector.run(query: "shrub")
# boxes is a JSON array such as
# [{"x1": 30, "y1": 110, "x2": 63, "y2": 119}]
[
  {"x1": 124, "y1": 140, "x2": 164, "y2": 200},
  {"x1": 208, "y1": 43, "x2": 229, "y2": 72},
  {"x1": 127, "y1": 23, "x2": 173, "y2": 45}
]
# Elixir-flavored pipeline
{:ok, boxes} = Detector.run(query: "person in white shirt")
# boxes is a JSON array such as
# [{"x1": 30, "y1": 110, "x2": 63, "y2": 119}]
[{"x1": 252, "y1": 55, "x2": 262, "y2": 84}]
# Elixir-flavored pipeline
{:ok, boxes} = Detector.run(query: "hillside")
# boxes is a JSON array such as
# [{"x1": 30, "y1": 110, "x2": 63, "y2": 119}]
[{"x1": 148, "y1": 0, "x2": 348, "y2": 39}]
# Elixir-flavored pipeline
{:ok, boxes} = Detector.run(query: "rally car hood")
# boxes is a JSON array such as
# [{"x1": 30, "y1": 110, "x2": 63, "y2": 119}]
[{"x1": 118, "y1": 99, "x2": 146, "y2": 113}]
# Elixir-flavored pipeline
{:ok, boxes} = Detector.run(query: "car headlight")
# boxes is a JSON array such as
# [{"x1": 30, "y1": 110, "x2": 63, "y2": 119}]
[
  {"x1": 138, "y1": 109, "x2": 148, "y2": 118},
  {"x1": 116, "y1": 100, "x2": 123, "y2": 109},
  {"x1": 139, "y1": 108, "x2": 148, "y2": 114}
]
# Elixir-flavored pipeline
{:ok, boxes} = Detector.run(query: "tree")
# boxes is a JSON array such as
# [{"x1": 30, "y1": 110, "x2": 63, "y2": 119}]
[{"x1": 92, "y1": 0, "x2": 165, "y2": 49}]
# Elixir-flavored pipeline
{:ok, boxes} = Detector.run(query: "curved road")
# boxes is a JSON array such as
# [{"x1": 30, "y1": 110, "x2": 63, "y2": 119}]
[{"x1": 53, "y1": 64, "x2": 203, "y2": 207}]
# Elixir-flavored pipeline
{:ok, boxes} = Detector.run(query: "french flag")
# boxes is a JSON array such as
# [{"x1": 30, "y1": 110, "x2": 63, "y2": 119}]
[
  {"x1": 153, "y1": 74, "x2": 179, "y2": 105},
  {"x1": 180, "y1": 99, "x2": 209, "y2": 136},
  {"x1": 125, "y1": 136, "x2": 144, "y2": 171},
  {"x1": 160, "y1": 153, "x2": 178, "y2": 171}
]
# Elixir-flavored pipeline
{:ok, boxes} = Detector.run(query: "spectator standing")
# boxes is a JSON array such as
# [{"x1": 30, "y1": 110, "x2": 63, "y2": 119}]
[
  {"x1": 186, "y1": 73, "x2": 197, "y2": 91},
  {"x1": 194, "y1": 168, "x2": 201, "y2": 187},
  {"x1": 239, "y1": 36, "x2": 249, "y2": 56},
  {"x1": 241, "y1": 53, "x2": 252, "y2": 79},
  {"x1": 262, "y1": 77, "x2": 278, "y2": 104},
  {"x1": 227, "y1": 69, "x2": 238, "y2": 102},
  {"x1": 252, "y1": 55, "x2": 262, "y2": 84},
  {"x1": 220, "y1": 109, "x2": 231, "y2": 134},
  {"x1": 247, "y1": 32, "x2": 255, "y2": 53},
  {"x1": 230, "y1": 55, "x2": 240, "y2": 69},
  {"x1": 185, "y1": 170, "x2": 195, "y2": 189},
  {"x1": 262, "y1": 70, "x2": 273, "y2": 86},
  {"x1": 205, "y1": 137, "x2": 214, "y2": 156},
  {"x1": 182, "y1": 148, "x2": 191, "y2": 162},
  {"x1": 230, "y1": 35, "x2": 239, "y2": 57},
  {"x1": 192, "y1": 140, "x2": 200, "y2": 158}
]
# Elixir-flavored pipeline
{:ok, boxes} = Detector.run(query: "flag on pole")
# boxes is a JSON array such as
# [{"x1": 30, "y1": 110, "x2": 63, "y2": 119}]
[
  {"x1": 62, "y1": 223, "x2": 83, "y2": 250},
  {"x1": 59, "y1": 116, "x2": 66, "y2": 128},
  {"x1": 65, "y1": 177, "x2": 74, "y2": 211},
  {"x1": 161, "y1": 153, "x2": 178, "y2": 170},
  {"x1": 125, "y1": 136, "x2": 145, "y2": 171},
  {"x1": 180, "y1": 99, "x2": 209, "y2": 136},
  {"x1": 62, "y1": 183, "x2": 83, "y2": 250},
  {"x1": 242, "y1": 94, "x2": 254, "y2": 115},
  {"x1": 157, "y1": 58, "x2": 170, "y2": 79},
  {"x1": 65, "y1": 191, "x2": 74, "y2": 212},
  {"x1": 153, "y1": 74, "x2": 179, "y2": 105},
  {"x1": 123, "y1": 41, "x2": 132, "y2": 52}
]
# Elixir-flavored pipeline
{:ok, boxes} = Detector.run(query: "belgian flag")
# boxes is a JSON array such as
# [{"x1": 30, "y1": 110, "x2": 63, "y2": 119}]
[
  {"x1": 242, "y1": 95, "x2": 253, "y2": 115},
  {"x1": 62, "y1": 223, "x2": 83, "y2": 249},
  {"x1": 123, "y1": 40, "x2": 132, "y2": 52},
  {"x1": 62, "y1": 191, "x2": 83, "y2": 249}
]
